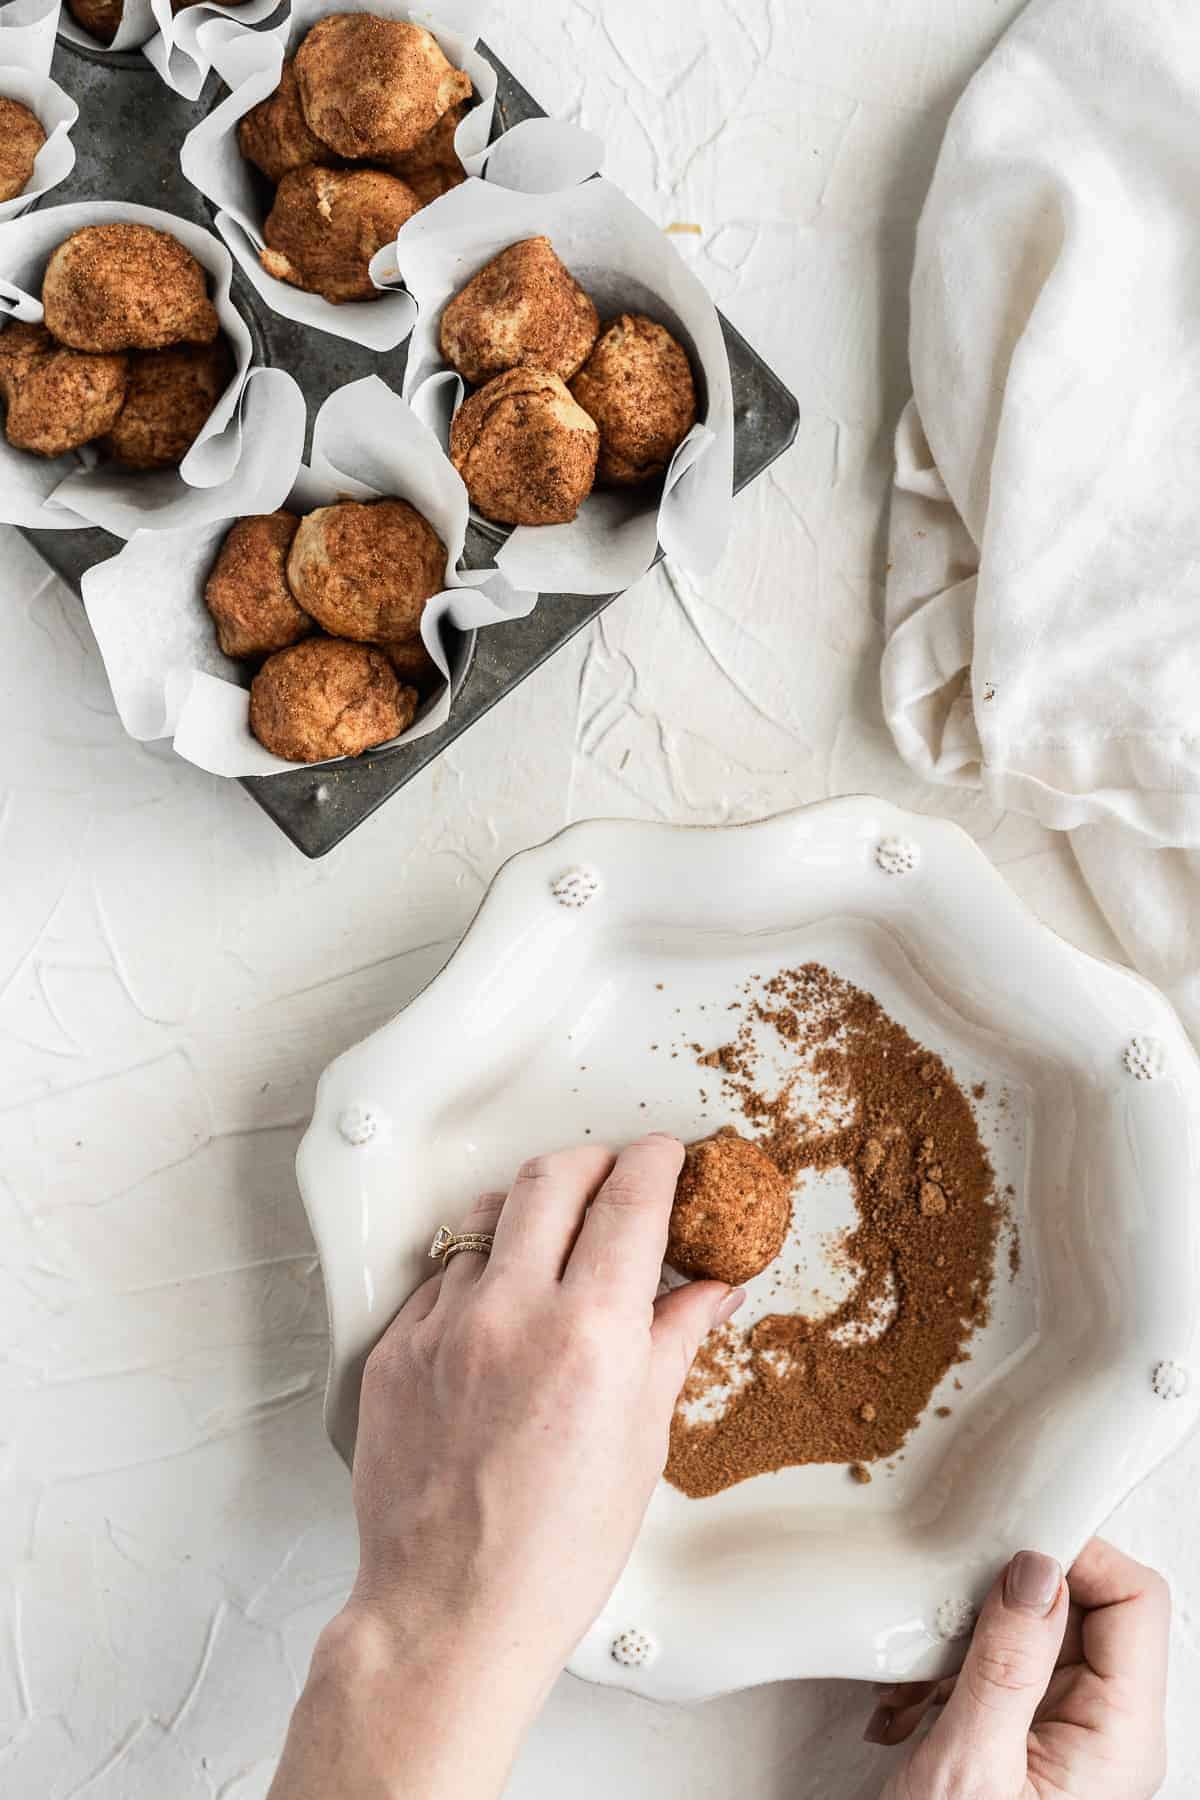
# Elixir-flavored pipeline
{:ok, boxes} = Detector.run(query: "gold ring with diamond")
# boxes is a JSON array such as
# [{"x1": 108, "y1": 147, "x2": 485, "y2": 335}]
[{"x1": 429, "y1": 1225, "x2": 495, "y2": 1269}]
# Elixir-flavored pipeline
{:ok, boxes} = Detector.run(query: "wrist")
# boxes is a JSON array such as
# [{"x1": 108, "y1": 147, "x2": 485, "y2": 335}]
[{"x1": 299, "y1": 1597, "x2": 549, "y2": 1798}]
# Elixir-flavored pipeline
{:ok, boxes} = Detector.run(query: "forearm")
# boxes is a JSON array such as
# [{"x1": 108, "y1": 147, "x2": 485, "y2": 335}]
[{"x1": 268, "y1": 1604, "x2": 546, "y2": 1800}]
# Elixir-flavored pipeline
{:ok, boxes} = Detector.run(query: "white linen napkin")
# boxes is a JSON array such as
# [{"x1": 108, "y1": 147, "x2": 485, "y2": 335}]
[{"x1": 882, "y1": 0, "x2": 1200, "y2": 1040}]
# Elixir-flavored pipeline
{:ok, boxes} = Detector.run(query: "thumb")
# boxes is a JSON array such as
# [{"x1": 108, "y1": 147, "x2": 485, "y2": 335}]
[
  {"x1": 923, "y1": 1552, "x2": 1068, "y2": 1789},
  {"x1": 651, "y1": 1280, "x2": 745, "y2": 1398}
]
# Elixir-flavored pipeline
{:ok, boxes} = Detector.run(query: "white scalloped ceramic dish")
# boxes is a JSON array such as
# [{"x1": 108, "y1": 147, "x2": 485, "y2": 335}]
[{"x1": 295, "y1": 798, "x2": 1200, "y2": 1699}]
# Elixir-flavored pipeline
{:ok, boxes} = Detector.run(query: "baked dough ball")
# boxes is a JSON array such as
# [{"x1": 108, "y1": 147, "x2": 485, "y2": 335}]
[
  {"x1": 383, "y1": 632, "x2": 439, "y2": 693},
  {"x1": 0, "y1": 321, "x2": 127, "y2": 458},
  {"x1": 387, "y1": 97, "x2": 467, "y2": 177},
  {"x1": 238, "y1": 60, "x2": 332, "y2": 185},
  {"x1": 286, "y1": 499, "x2": 446, "y2": 643},
  {"x1": 205, "y1": 511, "x2": 312, "y2": 660},
  {"x1": 403, "y1": 165, "x2": 465, "y2": 208},
  {"x1": 294, "y1": 15, "x2": 471, "y2": 160},
  {"x1": 102, "y1": 337, "x2": 233, "y2": 470},
  {"x1": 449, "y1": 368, "x2": 599, "y2": 527},
  {"x1": 439, "y1": 237, "x2": 599, "y2": 387},
  {"x1": 261, "y1": 166, "x2": 420, "y2": 304},
  {"x1": 0, "y1": 98, "x2": 46, "y2": 204},
  {"x1": 570, "y1": 313, "x2": 697, "y2": 486},
  {"x1": 65, "y1": 0, "x2": 122, "y2": 43},
  {"x1": 249, "y1": 637, "x2": 417, "y2": 762},
  {"x1": 666, "y1": 1130, "x2": 791, "y2": 1287},
  {"x1": 43, "y1": 224, "x2": 220, "y2": 353}
]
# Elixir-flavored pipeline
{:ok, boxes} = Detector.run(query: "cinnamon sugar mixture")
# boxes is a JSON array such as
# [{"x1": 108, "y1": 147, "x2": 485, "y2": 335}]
[{"x1": 666, "y1": 963, "x2": 999, "y2": 1498}]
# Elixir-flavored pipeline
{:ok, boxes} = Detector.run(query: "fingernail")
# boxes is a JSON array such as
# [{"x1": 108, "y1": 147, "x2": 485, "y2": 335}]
[
  {"x1": 714, "y1": 1286, "x2": 746, "y2": 1324},
  {"x1": 862, "y1": 1706, "x2": 893, "y2": 1744},
  {"x1": 1004, "y1": 1551, "x2": 1062, "y2": 1616}
]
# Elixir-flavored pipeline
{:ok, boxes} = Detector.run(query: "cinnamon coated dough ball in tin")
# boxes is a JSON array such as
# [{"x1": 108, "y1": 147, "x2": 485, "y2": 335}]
[
  {"x1": 666, "y1": 1129, "x2": 792, "y2": 1287},
  {"x1": 570, "y1": 313, "x2": 698, "y2": 486},
  {"x1": 0, "y1": 322, "x2": 127, "y2": 459},
  {"x1": 286, "y1": 498, "x2": 447, "y2": 644},
  {"x1": 260, "y1": 165, "x2": 421, "y2": 305},
  {"x1": 0, "y1": 97, "x2": 46, "y2": 204},
  {"x1": 383, "y1": 632, "x2": 440, "y2": 694},
  {"x1": 205, "y1": 511, "x2": 313, "y2": 661},
  {"x1": 42, "y1": 224, "x2": 220, "y2": 354},
  {"x1": 102, "y1": 337, "x2": 234, "y2": 470},
  {"x1": 64, "y1": 0, "x2": 122, "y2": 44},
  {"x1": 449, "y1": 368, "x2": 599, "y2": 527},
  {"x1": 439, "y1": 237, "x2": 599, "y2": 387},
  {"x1": 294, "y1": 15, "x2": 471, "y2": 161},
  {"x1": 238, "y1": 60, "x2": 333, "y2": 186},
  {"x1": 387, "y1": 97, "x2": 467, "y2": 179},
  {"x1": 249, "y1": 637, "x2": 417, "y2": 763}
]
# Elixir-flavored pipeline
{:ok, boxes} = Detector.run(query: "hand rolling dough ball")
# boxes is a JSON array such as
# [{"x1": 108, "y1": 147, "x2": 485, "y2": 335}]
[
  {"x1": 439, "y1": 237, "x2": 599, "y2": 387},
  {"x1": 238, "y1": 60, "x2": 333, "y2": 186},
  {"x1": 64, "y1": 0, "x2": 122, "y2": 44},
  {"x1": 42, "y1": 224, "x2": 220, "y2": 353},
  {"x1": 666, "y1": 1129, "x2": 792, "y2": 1287},
  {"x1": 102, "y1": 337, "x2": 234, "y2": 470},
  {"x1": 0, "y1": 321, "x2": 128, "y2": 459},
  {"x1": 249, "y1": 637, "x2": 417, "y2": 763},
  {"x1": 286, "y1": 498, "x2": 447, "y2": 643},
  {"x1": 260, "y1": 165, "x2": 421, "y2": 305},
  {"x1": 449, "y1": 367, "x2": 599, "y2": 527},
  {"x1": 205, "y1": 511, "x2": 313, "y2": 660},
  {"x1": 570, "y1": 313, "x2": 697, "y2": 486},
  {"x1": 0, "y1": 97, "x2": 46, "y2": 204},
  {"x1": 293, "y1": 15, "x2": 471, "y2": 160}
]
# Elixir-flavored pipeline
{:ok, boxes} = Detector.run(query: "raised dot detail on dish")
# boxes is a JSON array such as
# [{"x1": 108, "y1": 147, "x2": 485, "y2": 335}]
[
  {"x1": 551, "y1": 866, "x2": 601, "y2": 909},
  {"x1": 934, "y1": 1597, "x2": 976, "y2": 1642},
  {"x1": 610, "y1": 1628, "x2": 657, "y2": 1668},
  {"x1": 1124, "y1": 1035, "x2": 1166, "y2": 1081},
  {"x1": 875, "y1": 836, "x2": 920, "y2": 876},
  {"x1": 1152, "y1": 1360, "x2": 1189, "y2": 1401},
  {"x1": 337, "y1": 1104, "x2": 379, "y2": 1146}
]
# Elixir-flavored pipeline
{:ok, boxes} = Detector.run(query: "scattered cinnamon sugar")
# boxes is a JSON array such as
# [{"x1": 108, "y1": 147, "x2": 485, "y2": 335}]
[
  {"x1": 849, "y1": 1462, "x2": 872, "y2": 1485},
  {"x1": 666, "y1": 963, "x2": 999, "y2": 1498}
]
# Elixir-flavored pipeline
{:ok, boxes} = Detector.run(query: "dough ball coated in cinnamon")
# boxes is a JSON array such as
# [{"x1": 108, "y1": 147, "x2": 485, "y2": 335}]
[
  {"x1": 286, "y1": 498, "x2": 447, "y2": 644},
  {"x1": 383, "y1": 632, "x2": 440, "y2": 694},
  {"x1": 449, "y1": 367, "x2": 598, "y2": 527},
  {"x1": 439, "y1": 237, "x2": 599, "y2": 387},
  {"x1": 205, "y1": 510, "x2": 313, "y2": 660},
  {"x1": 666, "y1": 1130, "x2": 792, "y2": 1287},
  {"x1": 0, "y1": 97, "x2": 46, "y2": 204},
  {"x1": 387, "y1": 97, "x2": 467, "y2": 177},
  {"x1": 260, "y1": 165, "x2": 420, "y2": 305},
  {"x1": 42, "y1": 224, "x2": 220, "y2": 353},
  {"x1": 238, "y1": 60, "x2": 332, "y2": 185},
  {"x1": 102, "y1": 337, "x2": 234, "y2": 470},
  {"x1": 64, "y1": 0, "x2": 122, "y2": 44},
  {"x1": 0, "y1": 321, "x2": 127, "y2": 459},
  {"x1": 570, "y1": 313, "x2": 697, "y2": 486},
  {"x1": 294, "y1": 15, "x2": 471, "y2": 160},
  {"x1": 249, "y1": 637, "x2": 417, "y2": 763}
]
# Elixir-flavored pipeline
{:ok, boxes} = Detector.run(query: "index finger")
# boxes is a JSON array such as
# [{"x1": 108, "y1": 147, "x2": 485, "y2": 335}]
[
  {"x1": 1068, "y1": 1537, "x2": 1171, "y2": 1695},
  {"x1": 562, "y1": 1133, "x2": 685, "y2": 1303}
]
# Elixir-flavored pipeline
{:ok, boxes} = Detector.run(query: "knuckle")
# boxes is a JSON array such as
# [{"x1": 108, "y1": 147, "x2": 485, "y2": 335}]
[
  {"x1": 515, "y1": 1153, "x2": 559, "y2": 1185},
  {"x1": 597, "y1": 1170, "x2": 650, "y2": 1211},
  {"x1": 966, "y1": 1637, "x2": 1044, "y2": 1704}
]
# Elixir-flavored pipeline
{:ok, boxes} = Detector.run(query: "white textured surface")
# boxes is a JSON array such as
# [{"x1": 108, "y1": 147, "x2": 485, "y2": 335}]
[{"x1": 0, "y1": 3, "x2": 1196, "y2": 1795}]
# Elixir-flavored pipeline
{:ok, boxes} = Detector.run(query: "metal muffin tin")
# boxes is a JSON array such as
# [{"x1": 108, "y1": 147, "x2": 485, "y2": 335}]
[{"x1": 20, "y1": 30, "x2": 800, "y2": 856}]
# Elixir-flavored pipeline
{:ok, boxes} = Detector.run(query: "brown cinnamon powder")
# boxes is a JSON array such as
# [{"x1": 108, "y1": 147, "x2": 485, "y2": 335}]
[{"x1": 666, "y1": 963, "x2": 998, "y2": 1498}]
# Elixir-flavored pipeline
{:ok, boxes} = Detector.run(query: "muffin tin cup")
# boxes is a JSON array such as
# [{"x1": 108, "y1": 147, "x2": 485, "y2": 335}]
[
  {"x1": 80, "y1": 373, "x2": 535, "y2": 776},
  {"x1": 0, "y1": 63, "x2": 78, "y2": 219},
  {"x1": 0, "y1": 197, "x2": 304, "y2": 532},
  {"x1": 391, "y1": 175, "x2": 735, "y2": 596},
  {"x1": 179, "y1": 0, "x2": 499, "y2": 349}
]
